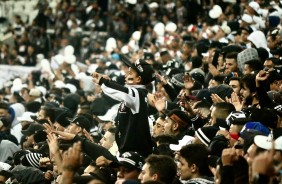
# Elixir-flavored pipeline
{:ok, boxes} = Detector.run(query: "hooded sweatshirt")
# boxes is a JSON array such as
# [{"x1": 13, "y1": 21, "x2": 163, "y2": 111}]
[
  {"x1": 247, "y1": 31, "x2": 268, "y2": 51},
  {"x1": 9, "y1": 103, "x2": 25, "y2": 143}
]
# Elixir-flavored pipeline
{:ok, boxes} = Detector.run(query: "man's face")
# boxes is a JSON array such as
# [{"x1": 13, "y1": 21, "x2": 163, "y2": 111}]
[
  {"x1": 37, "y1": 109, "x2": 46, "y2": 120},
  {"x1": 225, "y1": 58, "x2": 238, "y2": 73},
  {"x1": 164, "y1": 117, "x2": 174, "y2": 135},
  {"x1": 229, "y1": 80, "x2": 241, "y2": 95},
  {"x1": 125, "y1": 67, "x2": 141, "y2": 85},
  {"x1": 102, "y1": 122, "x2": 113, "y2": 132},
  {"x1": 240, "y1": 83, "x2": 252, "y2": 103},
  {"x1": 178, "y1": 156, "x2": 193, "y2": 180},
  {"x1": 24, "y1": 134, "x2": 35, "y2": 147},
  {"x1": 152, "y1": 118, "x2": 165, "y2": 137},
  {"x1": 100, "y1": 131, "x2": 114, "y2": 149},
  {"x1": 138, "y1": 163, "x2": 154, "y2": 183},
  {"x1": 264, "y1": 60, "x2": 274, "y2": 71},
  {"x1": 243, "y1": 64, "x2": 253, "y2": 75},
  {"x1": 240, "y1": 30, "x2": 249, "y2": 42},
  {"x1": 267, "y1": 36, "x2": 277, "y2": 50},
  {"x1": 181, "y1": 44, "x2": 192, "y2": 55},
  {"x1": 117, "y1": 166, "x2": 140, "y2": 181}
]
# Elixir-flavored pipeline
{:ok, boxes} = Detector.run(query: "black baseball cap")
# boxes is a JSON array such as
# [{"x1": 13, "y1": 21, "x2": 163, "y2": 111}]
[
  {"x1": 69, "y1": 115, "x2": 91, "y2": 132},
  {"x1": 21, "y1": 123, "x2": 45, "y2": 136},
  {"x1": 120, "y1": 54, "x2": 155, "y2": 85}
]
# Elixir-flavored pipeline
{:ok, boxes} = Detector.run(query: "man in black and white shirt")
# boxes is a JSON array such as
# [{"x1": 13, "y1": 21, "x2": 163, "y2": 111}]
[{"x1": 92, "y1": 55, "x2": 155, "y2": 157}]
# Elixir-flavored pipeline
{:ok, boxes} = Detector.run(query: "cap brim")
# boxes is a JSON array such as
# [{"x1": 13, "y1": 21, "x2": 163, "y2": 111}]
[
  {"x1": 169, "y1": 144, "x2": 182, "y2": 151},
  {"x1": 21, "y1": 130, "x2": 32, "y2": 136},
  {"x1": 254, "y1": 135, "x2": 271, "y2": 150},
  {"x1": 120, "y1": 54, "x2": 140, "y2": 75}
]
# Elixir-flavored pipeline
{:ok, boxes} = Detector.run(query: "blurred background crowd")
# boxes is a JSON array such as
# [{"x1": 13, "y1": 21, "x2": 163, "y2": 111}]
[{"x1": 0, "y1": 0, "x2": 282, "y2": 184}]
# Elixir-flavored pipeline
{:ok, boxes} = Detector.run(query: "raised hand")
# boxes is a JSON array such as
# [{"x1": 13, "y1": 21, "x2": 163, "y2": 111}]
[
  {"x1": 53, "y1": 131, "x2": 75, "y2": 141},
  {"x1": 91, "y1": 72, "x2": 110, "y2": 84},
  {"x1": 62, "y1": 142, "x2": 83, "y2": 172},
  {"x1": 256, "y1": 70, "x2": 270, "y2": 87},
  {"x1": 211, "y1": 93, "x2": 225, "y2": 103},
  {"x1": 221, "y1": 147, "x2": 237, "y2": 166},
  {"x1": 96, "y1": 155, "x2": 113, "y2": 167},
  {"x1": 82, "y1": 129, "x2": 94, "y2": 142},
  {"x1": 155, "y1": 72, "x2": 168, "y2": 85},
  {"x1": 226, "y1": 92, "x2": 243, "y2": 111},
  {"x1": 153, "y1": 92, "x2": 166, "y2": 112},
  {"x1": 47, "y1": 133, "x2": 60, "y2": 156},
  {"x1": 43, "y1": 122, "x2": 54, "y2": 134},
  {"x1": 208, "y1": 63, "x2": 220, "y2": 76},
  {"x1": 177, "y1": 93, "x2": 194, "y2": 115}
]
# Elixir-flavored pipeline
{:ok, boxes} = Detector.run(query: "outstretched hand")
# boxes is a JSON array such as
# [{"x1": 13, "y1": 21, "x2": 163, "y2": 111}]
[
  {"x1": 53, "y1": 131, "x2": 76, "y2": 141},
  {"x1": 62, "y1": 142, "x2": 83, "y2": 172},
  {"x1": 256, "y1": 70, "x2": 270, "y2": 87},
  {"x1": 47, "y1": 133, "x2": 60, "y2": 156},
  {"x1": 152, "y1": 92, "x2": 166, "y2": 112},
  {"x1": 91, "y1": 72, "x2": 110, "y2": 84}
]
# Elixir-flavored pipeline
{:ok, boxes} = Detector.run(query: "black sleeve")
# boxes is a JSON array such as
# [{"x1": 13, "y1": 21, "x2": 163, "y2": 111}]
[
  {"x1": 163, "y1": 83, "x2": 178, "y2": 101},
  {"x1": 256, "y1": 86, "x2": 275, "y2": 109},
  {"x1": 99, "y1": 77, "x2": 128, "y2": 94},
  {"x1": 73, "y1": 136, "x2": 118, "y2": 162},
  {"x1": 221, "y1": 165, "x2": 234, "y2": 184}
]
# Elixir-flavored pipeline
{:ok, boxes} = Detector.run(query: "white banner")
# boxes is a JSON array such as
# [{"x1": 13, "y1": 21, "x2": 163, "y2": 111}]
[{"x1": 0, "y1": 65, "x2": 38, "y2": 89}]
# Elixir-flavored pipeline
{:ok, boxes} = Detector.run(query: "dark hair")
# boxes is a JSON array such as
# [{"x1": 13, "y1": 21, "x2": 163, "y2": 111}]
[
  {"x1": 153, "y1": 144, "x2": 174, "y2": 157},
  {"x1": 182, "y1": 41, "x2": 194, "y2": 48},
  {"x1": 213, "y1": 102, "x2": 236, "y2": 120},
  {"x1": 0, "y1": 102, "x2": 9, "y2": 110},
  {"x1": 40, "y1": 106, "x2": 55, "y2": 123},
  {"x1": 154, "y1": 134, "x2": 178, "y2": 145},
  {"x1": 240, "y1": 74, "x2": 256, "y2": 93},
  {"x1": 266, "y1": 57, "x2": 279, "y2": 65},
  {"x1": 145, "y1": 154, "x2": 177, "y2": 184},
  {"x1": 229, "y1": 76, "x2": 240, "y2": 82},
  {"x1": 225, "y1": 52, "x2": 238, "y2": 60},
  {"x1": 212, "y1": 75, "x2": 225, "y2": 84},
  {"x1": 244, "y1": 59, "x2": 263, "y2": 72},
  {"x1": 179, "y1": 144, "x2": 211, "y2": 177}
]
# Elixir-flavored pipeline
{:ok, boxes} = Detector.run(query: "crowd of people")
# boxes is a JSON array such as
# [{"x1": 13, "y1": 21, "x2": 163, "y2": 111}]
[{"x1": 0, "y1": 0, "x2": 282, "y2": 183}]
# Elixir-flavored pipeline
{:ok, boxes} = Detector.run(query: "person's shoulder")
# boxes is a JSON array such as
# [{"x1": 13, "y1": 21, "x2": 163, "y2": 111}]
[{"x1": 183, "y1": 177, "x2": 214, "y2": 184}]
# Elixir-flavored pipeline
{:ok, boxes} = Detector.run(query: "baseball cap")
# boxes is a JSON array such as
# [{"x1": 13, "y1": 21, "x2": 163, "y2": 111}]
[
  {"x1": 69, "y1": 115, "x2": 91, "y2": 132},
  {"x1": 254, "y1": 132, "x2": 282, "y2": 151},
  {"x1": 117, "y1": 152, "x2": 144, "y2": 170},
  {"x1": 169, "y1": 135, "x2": 194, "y2": 151},
  {"x1": 120, "y1": 54, "x2": 155, "y2": 85},
  {"x1": 241, "y1": 14, "x2": 253, "y2": 24},
  {"x1": 29, "y1": 88, "x2": 41, "y2": 97},
  {"x1": 21, "y1": 123, "x2": 45, "y2": 136},
  {"x1": 143, "y1": 52, "x2": 155, "y2": 61}
]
